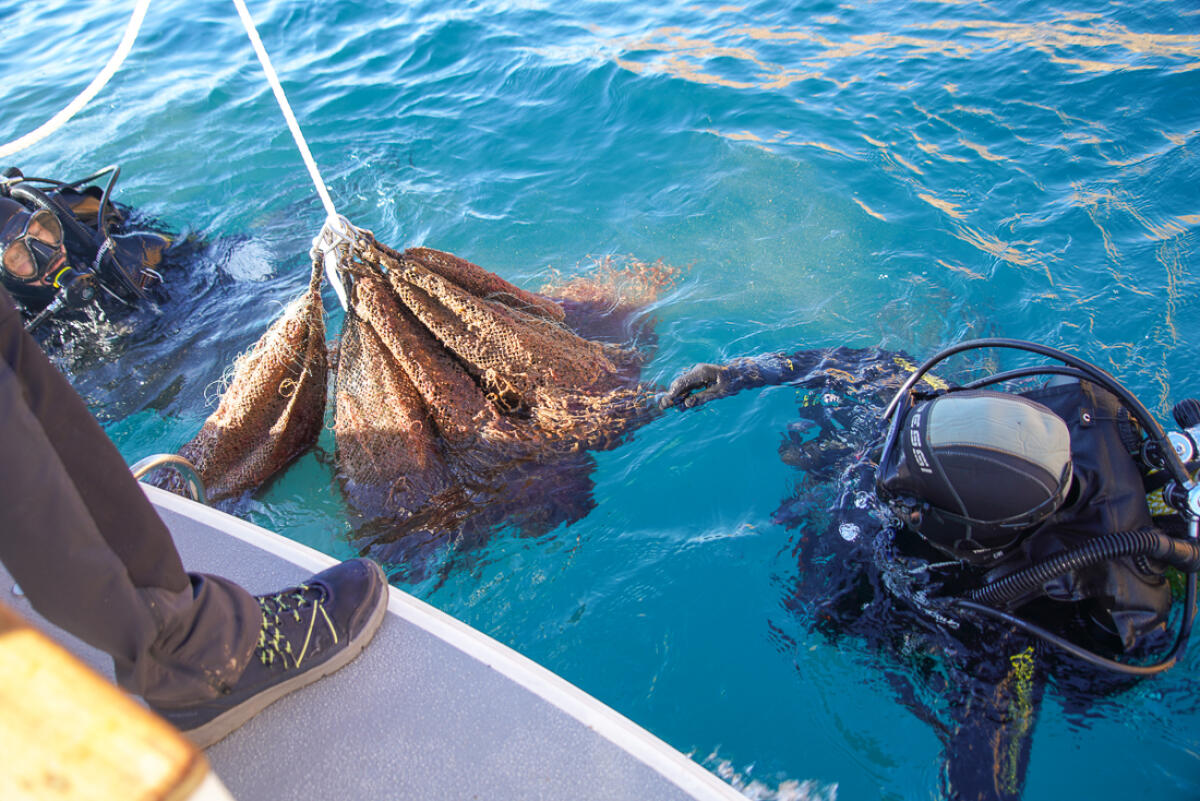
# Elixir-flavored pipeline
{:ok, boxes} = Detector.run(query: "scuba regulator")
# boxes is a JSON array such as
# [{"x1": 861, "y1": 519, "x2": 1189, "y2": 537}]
[{"x1": 875, "y1": 338, "x2": 1200, "y2": 676}]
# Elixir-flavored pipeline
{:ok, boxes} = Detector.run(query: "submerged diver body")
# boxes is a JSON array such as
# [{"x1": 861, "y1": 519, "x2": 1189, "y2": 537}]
[
  {"x1": 661, "y1": 342, "x2": 1200, "y2": 800},
  {"x1": 1, "y1": 165, "x2": 173, "y2": 333}
]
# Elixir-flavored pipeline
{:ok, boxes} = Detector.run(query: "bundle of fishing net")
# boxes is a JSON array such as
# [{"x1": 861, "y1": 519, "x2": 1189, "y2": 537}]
[
  {"x1": 175, "y1": 258, "x2": 327, "y2": 500},
  {"x1": 176, "y1": 230, "x2": 675, "y2": 567},
  {"x1": 334, "y1": 239, "x2": 672, "y2": 568}
]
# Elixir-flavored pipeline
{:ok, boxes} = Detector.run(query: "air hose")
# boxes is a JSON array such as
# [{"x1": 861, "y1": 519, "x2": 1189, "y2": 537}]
[
  {"x1": 954, "y1": 572, "x2": 1195, "y2": 677},
  {"x1": 24, "y1": 298, "x2": 62, "y2": 332},
  {"x1": 969, "y1": 527, "x2": 1200, "y2": 607}
]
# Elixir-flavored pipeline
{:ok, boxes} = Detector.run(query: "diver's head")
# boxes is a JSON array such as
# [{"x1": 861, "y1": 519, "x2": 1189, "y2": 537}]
[
  {"x1": 877, "y1": 390, "x2": 1073, "y2": 564},
  {"x1": 0, "y1": 197, "x2": 69, "y2": 285}
]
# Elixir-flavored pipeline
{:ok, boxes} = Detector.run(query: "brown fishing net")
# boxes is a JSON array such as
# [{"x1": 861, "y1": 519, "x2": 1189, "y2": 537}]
[
  {"x1": 334, "y1": 240, "x2": 663, "y2": 537},
  {"x1": 177, "y1": 232, "x2": 677, "y2": 566},
  {"x1": 176, "y1": 258, "x2": 327, "y2": 501}
]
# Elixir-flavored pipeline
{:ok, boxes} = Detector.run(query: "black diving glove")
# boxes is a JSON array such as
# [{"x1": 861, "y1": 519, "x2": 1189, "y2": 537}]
[
  {"x1": 660, "y1": 352, "x2": 822, "y2": 410},
  {"x1": 659, "y1": 363, "x2": 741, "y2": 409}
]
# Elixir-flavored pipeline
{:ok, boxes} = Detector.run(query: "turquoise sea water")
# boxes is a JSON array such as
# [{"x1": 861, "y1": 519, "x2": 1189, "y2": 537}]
[{"x1": 5, "y1": 1, "x2": 1200, "y2": 798}]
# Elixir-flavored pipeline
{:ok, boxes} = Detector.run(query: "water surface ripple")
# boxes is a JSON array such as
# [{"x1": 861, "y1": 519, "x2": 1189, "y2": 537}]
[{"x1": 3, "y1": 1, "x2": 1198, "y2": 798}]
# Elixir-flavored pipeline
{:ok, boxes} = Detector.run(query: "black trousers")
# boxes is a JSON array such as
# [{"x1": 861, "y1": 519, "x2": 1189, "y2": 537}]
[{"x1": 0, "y1": 288, "x2": 259, "y2": 706}]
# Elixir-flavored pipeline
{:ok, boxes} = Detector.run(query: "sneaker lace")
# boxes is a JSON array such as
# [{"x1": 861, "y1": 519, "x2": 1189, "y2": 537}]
[{"x1": 256, "y1": 583, "x2": 339, "y2": 669}]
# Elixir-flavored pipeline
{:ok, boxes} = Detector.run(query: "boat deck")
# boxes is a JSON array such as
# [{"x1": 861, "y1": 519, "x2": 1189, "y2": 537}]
[{"x1": 1, "y1": 485, "x2": 744, "y2": 801}]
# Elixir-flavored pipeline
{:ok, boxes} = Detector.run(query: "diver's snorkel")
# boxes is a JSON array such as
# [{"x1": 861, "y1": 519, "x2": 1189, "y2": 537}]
[{"x1": 877, "y1": 338, "x2": 1200, "y2": 676}]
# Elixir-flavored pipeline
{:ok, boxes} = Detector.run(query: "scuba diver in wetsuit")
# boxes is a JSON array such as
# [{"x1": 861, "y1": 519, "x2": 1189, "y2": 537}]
[
  {"x1": 1, "y1": 165, "x2": 172, "y2": 332},
  {"x1": 659, "y1": 340, "x2": 1200, "y2": 800}
]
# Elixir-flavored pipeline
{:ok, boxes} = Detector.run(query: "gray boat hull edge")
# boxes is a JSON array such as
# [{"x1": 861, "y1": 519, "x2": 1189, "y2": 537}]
[{"x1": 1, "y1": 484, "x2": 747, "y2": 801}]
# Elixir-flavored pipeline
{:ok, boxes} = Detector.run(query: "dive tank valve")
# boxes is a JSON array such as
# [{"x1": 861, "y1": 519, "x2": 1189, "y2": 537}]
[
  {"x1": 1161, "y1": 399, "x2": 1200, "y2": 524},
  {"x1": 1164, "y1": 398, "x2": 1200, "y2": 464},
  {"x1": 1173, "y1": 398, "x2": 1200, "y2": 453},
  {"x1": 1168, "y1": 431, "x2": 1194, "y2": 463}
]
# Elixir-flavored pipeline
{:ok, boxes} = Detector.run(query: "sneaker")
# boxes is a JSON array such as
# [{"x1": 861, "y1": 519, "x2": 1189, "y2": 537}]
[{"x1": 155, "y1": 558, "x2": 389, "y2": 748}]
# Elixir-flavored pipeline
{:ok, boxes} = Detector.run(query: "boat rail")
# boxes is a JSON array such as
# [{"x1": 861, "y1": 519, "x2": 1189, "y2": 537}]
[{"x1": 131, "y1": 454, "x2": 207, "y2": 505}]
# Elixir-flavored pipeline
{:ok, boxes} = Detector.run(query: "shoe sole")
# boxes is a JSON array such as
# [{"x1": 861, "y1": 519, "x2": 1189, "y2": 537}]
[{"x1": 182, "y1": 560, "x2": 390, "y2": 749}]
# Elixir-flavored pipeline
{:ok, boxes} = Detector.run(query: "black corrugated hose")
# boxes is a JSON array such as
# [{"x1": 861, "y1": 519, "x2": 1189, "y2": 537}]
[
  {"x1": 958, "y1": 528, "x2": 1200, "y2": 675},
  {"x1": 969, "y1": 527, "x2": 1200, "y2": 607}
]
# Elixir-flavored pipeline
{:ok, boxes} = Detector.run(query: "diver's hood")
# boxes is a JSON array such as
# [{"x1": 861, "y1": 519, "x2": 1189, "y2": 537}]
[
  {"x1": 878, "y1": 390, "x2": 1073, "y2": 564},
  {"x1": 0, "y1": 197, "x2": 32, "y2": 244}
]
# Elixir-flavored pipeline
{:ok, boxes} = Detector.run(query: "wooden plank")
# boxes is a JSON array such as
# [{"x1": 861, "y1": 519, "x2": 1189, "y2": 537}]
[{"x1": 0, "y1": 600, "x2": 214, "y2": 801}]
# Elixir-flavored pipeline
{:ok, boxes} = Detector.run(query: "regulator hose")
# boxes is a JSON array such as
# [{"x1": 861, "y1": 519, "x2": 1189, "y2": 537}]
[
  {"x1": 96, "y1": 165, "x2": 121, "y2": 236},
  {"x1": 23, "y1": 297, "x2": 62, "y2": 332},
  {"x1": 954, "y1": 570, "x2": 1195, "y2": 677},
  {"x1": 969, "y1": 527, "x2": 1200, "y2": 607}
]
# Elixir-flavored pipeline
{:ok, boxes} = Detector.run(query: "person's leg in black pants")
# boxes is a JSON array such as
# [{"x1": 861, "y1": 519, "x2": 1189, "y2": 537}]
[
  {"x1": 0, "y1": 286, "x2": 388, "y2": 747},
  {"x1": 0, "y1": 287, "x2": 260, "y2": 706}
]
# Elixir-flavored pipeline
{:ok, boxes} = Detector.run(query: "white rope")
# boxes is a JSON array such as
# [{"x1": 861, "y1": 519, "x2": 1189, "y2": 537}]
[
  {"x1": 231, "y1": 0, "x2": 348, "y2": 309},
  {"x1": 0, "y1": 0, "x2": 153, "y2": 160}
]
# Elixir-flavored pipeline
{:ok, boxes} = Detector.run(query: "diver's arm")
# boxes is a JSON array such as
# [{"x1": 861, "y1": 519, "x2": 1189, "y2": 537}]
[
  {"x1": 659, "y1": 351, "x2": 823, "y2": 410},
  {"x1": 942, "y1": 634, "x2": 1044, "y2": 801}
]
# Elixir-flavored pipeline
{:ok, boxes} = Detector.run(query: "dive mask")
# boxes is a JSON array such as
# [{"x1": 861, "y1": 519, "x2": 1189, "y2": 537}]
[{"x1": 2, "y1": 208, "x2": 65, "y2": 283}]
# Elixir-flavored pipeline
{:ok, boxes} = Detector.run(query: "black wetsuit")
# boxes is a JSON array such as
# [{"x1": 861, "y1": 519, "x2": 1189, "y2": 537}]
[{"x1": 667, "y1": 346, "x2": 1177, "y2": 800}]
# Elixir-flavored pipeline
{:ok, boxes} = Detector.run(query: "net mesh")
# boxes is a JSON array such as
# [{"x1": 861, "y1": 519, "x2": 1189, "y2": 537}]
[
  {"x1": 335, "y1": 239, "x2": 660, "y2": 524},
  {"x1": 175, "y1": 258, "x2": 327, "y2": 500},
  {"x1": 176, "y1": 235, "x2": 675, "y2": 551}
]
